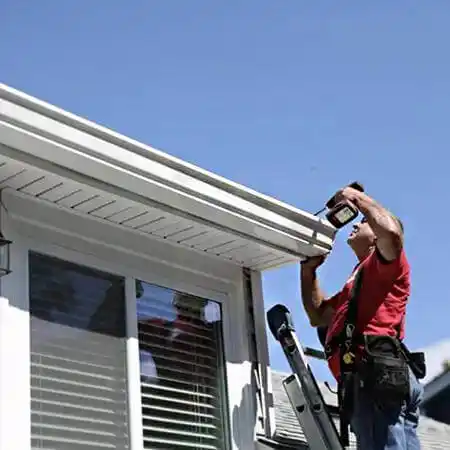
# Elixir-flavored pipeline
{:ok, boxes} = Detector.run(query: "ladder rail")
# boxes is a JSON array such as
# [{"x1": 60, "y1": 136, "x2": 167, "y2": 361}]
[
  {"x1": 283, "y1": 374, "x2": 332, "y2": 450},
  {"x1": 267, "y1": 304, "x2": 345, "y2": 450}
]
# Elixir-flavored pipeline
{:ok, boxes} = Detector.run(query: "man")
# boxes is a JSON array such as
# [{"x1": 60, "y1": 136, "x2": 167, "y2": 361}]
[{"x1": 300, "y1": 185, "x2": 423, "y2": 450}]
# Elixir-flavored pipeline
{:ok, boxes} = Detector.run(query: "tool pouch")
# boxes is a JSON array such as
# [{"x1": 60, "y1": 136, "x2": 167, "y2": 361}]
[
  {"x1": 358, "y1": 335, "x2": 410, "y2": 410},
  {"x1": 408, "y1": 351, "x2": 426, "y2": 380},
  {"x1": 399, "y1": 341, "x2": 426, "y2": 380}
]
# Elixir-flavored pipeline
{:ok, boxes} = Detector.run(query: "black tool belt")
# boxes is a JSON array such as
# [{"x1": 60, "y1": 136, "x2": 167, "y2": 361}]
[
  {"x1": 337, "y1": 332, "x2": 411, "y2": 447},
  {"x1": 327, "y1": 333, "x2": 426, "y2": 383},
  {"x1": 358, "y1": 334, "x2": 410, "y2": 409}
]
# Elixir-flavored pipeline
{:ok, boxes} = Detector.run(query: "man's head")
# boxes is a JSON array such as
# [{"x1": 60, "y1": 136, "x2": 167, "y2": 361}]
[
  {"x1": 347, "y1": 217, "x2": 376, "y2": 251},
  {"x1": 347, "y1": 215, "x2": 404, "y2": 258}
]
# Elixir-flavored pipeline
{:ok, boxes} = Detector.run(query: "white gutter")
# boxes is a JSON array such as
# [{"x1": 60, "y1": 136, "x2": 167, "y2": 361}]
[{"x1": 0, "y1": 83, "x2": 336, "y2": 261}]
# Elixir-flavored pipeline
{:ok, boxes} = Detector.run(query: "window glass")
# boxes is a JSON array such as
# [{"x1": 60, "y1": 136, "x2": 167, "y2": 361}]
[
  {"x1": 136, "y1": 280, "x2": 229, "y2": 449},
  {"x1": 29, "y1": 252, "x2": 129, "y2": 449}
]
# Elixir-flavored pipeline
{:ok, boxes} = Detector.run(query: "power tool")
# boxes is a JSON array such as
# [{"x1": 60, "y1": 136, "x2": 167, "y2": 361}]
[{"x1": 315, "y1": 181, "x2": 365, "y2": 229}]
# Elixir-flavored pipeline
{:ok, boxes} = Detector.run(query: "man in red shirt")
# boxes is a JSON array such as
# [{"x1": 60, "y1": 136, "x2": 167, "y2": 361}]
[{"x1": 300, "y1": 185, "x2": 423, "y2": 450}]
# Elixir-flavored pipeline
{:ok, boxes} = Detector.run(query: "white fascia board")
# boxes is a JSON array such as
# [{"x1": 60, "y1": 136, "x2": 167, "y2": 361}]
[{"x1": 0, "y1": 83, "x2": 336, "y2": 260}]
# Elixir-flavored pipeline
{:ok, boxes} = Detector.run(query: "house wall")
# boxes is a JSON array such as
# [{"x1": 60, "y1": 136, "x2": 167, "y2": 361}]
[{"x1": 0, "y1": 189, "x2": 267, "y2": 450}]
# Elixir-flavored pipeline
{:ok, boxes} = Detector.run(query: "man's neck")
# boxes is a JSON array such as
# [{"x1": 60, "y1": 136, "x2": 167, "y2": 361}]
[{"x1": 353, "y1": 245, "x2": 375, "y2": 262}]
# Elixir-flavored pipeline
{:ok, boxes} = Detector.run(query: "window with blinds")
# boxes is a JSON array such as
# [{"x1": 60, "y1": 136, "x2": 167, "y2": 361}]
[
  {"x1": 137, "y1": 281, "x2": 229, "y2": 450},
  {"x1": 29, "y1": 252, "x2": 129, "y2": 449}
]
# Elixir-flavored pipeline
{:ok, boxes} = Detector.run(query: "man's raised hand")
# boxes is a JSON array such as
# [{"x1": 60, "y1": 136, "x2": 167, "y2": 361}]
[{"x1": 300, "y1": 254, "x2": 328, "y2": 271}]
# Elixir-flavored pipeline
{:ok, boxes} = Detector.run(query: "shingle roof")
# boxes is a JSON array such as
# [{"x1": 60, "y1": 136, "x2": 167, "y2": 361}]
[{"x1": 270, "y1": 370, "x2": 450, "y2": 450}]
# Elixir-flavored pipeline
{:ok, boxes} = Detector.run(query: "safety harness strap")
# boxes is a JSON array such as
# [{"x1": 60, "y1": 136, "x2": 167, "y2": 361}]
[
  {"x1": 341, "y1": 267, "x2": 364, "y2": 367},
  {"x1": 337, "y1": 265, "x2": 364, "y2": 447}
]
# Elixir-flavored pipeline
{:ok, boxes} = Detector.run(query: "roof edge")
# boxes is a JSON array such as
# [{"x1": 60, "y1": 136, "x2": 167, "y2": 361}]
[{"x1": 0, "y1": 83, "x2": 335, "y2": 238}]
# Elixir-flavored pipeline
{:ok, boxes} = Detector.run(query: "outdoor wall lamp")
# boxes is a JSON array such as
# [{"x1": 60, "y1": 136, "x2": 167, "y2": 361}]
[{"x1": 0, "y1": 232, "x2": 12, "y2": 277}]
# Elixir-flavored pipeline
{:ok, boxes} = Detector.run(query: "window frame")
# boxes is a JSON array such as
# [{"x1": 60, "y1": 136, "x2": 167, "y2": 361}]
[{"x1": 0, "y1": 192, "x2": 256, "y2": 450}]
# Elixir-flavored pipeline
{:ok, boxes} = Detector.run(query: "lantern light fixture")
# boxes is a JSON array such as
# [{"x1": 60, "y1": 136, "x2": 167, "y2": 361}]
[{"x1": 0, "y1": 231, "x2": 12, "y2": 277}]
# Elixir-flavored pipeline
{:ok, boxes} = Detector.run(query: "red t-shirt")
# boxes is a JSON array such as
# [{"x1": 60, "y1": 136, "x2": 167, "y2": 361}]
[{"x1": 325, "y1": 247, "x2": 410, "y2": 381}]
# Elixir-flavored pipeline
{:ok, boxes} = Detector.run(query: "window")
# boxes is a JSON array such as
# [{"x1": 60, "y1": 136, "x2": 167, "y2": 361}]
[
  {"x1": 136, "y1": 281, "x2": 229, "y2": 449},
  {"x1": 29, "y1": 252, "x2": 129, "y2": 449},
  {"x1": 27, "y1": 251, "x2": 230, "y2": 449}
]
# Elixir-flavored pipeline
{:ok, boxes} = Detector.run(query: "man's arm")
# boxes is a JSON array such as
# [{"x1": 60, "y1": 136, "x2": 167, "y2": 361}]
[
  {"x1": 300, "y1": 256, "x2": 335, "y2": 327},
  {"x1": 336, "y1": 187, "x2": 404, "y2": 261}
]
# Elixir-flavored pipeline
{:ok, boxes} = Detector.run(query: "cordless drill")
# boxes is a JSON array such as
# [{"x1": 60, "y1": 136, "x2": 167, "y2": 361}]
[{"x1": 324, "y1": 181, "x2": 365, "y2": 229}]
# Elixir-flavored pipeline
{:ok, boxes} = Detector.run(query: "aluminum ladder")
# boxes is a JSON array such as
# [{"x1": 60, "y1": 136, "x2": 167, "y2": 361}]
[{"x1": 267, "y1": 304, "x2": 345, "y2": 450}]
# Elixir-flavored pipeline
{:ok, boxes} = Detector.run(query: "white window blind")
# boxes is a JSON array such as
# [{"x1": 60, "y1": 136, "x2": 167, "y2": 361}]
[
  {"x1": 137, "y1": 282, "x2": 229, "y2": 450},
  {"x1": 29, "y1": 252, "x2": 130, "y2": 450}
]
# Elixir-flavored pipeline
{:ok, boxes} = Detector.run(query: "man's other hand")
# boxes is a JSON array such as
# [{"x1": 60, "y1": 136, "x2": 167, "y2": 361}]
[{"x1": 301, "y1": 254, "x2": 327, "y2": 271}]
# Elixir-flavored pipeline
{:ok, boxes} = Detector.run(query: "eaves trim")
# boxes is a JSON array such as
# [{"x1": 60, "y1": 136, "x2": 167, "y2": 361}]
[{"x1": 0, "y1": 83, "x2": 336, "y2": 264}]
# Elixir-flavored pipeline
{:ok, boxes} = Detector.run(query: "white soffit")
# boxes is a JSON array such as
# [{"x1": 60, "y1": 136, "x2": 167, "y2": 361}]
[{"x1": 0, "y1": 83, "x2": 336, "y2": 270}]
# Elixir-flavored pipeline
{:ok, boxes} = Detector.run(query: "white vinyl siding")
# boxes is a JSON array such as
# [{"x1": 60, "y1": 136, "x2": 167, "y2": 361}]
[
  {"x1": 29, "y1": 252, "x2": 130, "y2": 449},
  {"x1": 137, "y1": 281, "x2": 229, "y2": 449}
]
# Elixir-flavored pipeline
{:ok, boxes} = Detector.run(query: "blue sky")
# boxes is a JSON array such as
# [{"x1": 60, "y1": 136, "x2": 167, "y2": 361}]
[{"x1": 2, "y1": 1, "x2": 449, "y2": 383}]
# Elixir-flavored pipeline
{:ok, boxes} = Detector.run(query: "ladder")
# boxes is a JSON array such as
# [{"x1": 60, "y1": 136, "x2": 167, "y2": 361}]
[{"x1": 267, "y1": 304, "x2": 345, "y2": 450}]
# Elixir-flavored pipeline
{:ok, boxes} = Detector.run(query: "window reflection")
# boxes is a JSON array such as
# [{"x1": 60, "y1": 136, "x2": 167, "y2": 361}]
[
  {"x1": 29, "y1": 252, "x2": 126, "y2": 337},
  {"x1": 136, "y1": 281, "x2": 227, "y2": 449},
  {"x1": 29, "y1": 252, "x2": 129, "y2": 449}
]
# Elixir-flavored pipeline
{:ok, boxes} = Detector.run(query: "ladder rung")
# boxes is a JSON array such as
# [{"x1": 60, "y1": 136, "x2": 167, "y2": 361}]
[{"x1": 304, "y1": 347, "x2": 326, "y2": 360}]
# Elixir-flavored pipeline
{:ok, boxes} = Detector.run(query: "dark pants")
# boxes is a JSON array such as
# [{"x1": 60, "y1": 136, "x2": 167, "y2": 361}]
[{"x1": 350, "y1": 368, "x2": 423, "y2": 450}]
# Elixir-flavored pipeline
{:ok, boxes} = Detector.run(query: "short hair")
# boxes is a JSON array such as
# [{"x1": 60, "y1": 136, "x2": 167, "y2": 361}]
[{"x1": 393, "y1": 215, "x2": 404, "y2": 234}]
